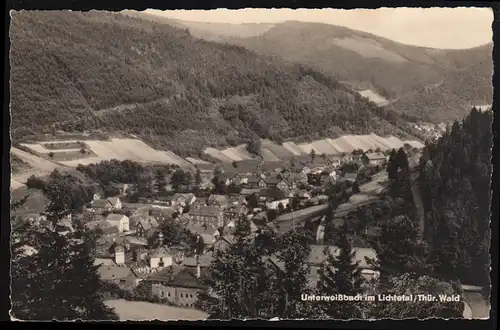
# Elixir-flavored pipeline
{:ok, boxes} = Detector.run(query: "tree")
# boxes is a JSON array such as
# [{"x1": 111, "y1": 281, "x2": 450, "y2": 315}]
[
  {"x1": 159, "y1": 216, "x2": 194, "y2": 247},
  {"x1": 386, "y1": 149, "x2": 398, "y2": 180},
  {"x1": 195, "y1": 166, "x2": 202, "y2": 187},
  {"x1": 26, "y1": 175, "x2": 46, "y2": 190},
  {"x1": 367, "y1": 214, "x2": 432, "y2": 284},
  {"x1": 44, "y1": 170, "x2": 93, "y2": 226},
  {"x1": 310, "y1": 149, "x2": 316, "y2": 163},
  {"x1": 196, "y1": 217, "x2": 273, "y2": 319},
  {"x1": 367, "y1": 274, "x2": 464, "y2": 319},
  {"x1": 352, "y1": 181, "x2": 360, "y2": 194},
  {"x1": 317, "y1": 221, "x2": 365, "y2": 319},
  {"x1": 154, "y1": 168, "x2": 167, "y2": 193},
  {"x1": 273, "y1": 228, "x2": 319, "y2": 319},
  {"x1": 232, "y1": 161, "x2": 238, "y2": 168},
  {"x1": 48, "y1": 152, "x2": 54, "y2": 158},
  {"x1": 246, "y1": 136, "x2": 261, "y2": 155},
  {"x1": 10, "y1": 183, "x2": 119, "y2": 320},
  {"x1": 246, "y1": 193, "x2": 259, "y2": 210},
  {"x1": 170, "y1": 169, "x2": 191, "y2": 191},
  {"x1": 321, "y1": 153, "x2": 327, "y2": 161}
]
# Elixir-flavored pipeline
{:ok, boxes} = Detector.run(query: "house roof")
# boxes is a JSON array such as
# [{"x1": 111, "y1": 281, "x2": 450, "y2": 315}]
[
  {"x1": 138, "y1": 217, "x2": 159, "y2": 230},
  {"x1": 265, "y1": 176, "x2": 282, "y2": 185},
  {"x1": 92, "y1": 199, "x2": 112, "y2": 208},
  {"x1": 148, "y1": 266, "x2": 208, "y2": 289},
  {"x1": 124, "y1": 236, "x2": 149, "y2": 246},
  {"x1": 85, "y1": 220, "x2": 112, "y2": 230},
  {"x1": 102, "y1": 226, "x2": 120, "y2": 235},
  {"x1": 106, "y1": 214, "x2": 128, "y2": 222},
  {"x1": 240, "y1": 188, "x2": 261, "y2": 195},
  {"x1": 98, "y1": 265, "x2": 136, "y2": 281},
  {"x1": 172, "y1": 193, "x2": 195, "y2": 201},
  {"x1": 107, "y1": 197, "x2": 121, "y2": 206},
  {"x1": 247, "y1": 176, "x2": 262, "y2": 184},
  {"x1": 182, "y1": 251, "x2": 214, "y2": 268},
  {"x1": 185, "y1": 223, "x2": 217, "y2": 239},
  {"x1": 225, "y1": 204, "x2": 247, "y2": 214},
  {"x1": 260, "y1": 187, "x2": 287, "y2": 200},
  {"x1": 365, "y1": 152, "x2": 386, "y2": 160},
  {"x1": 188, "y1": 206, "x2": 222, "y2": 218},
  {"x1": 308, "y1": 245, "x2": 376, "y2": 269},
  {"x1": 207, "y1": 195, "x2": 229, "y2": 206},
  {"x1": 93, "y1": 258, "x2": 117, "y2": 267},
  {"x1": 150, "y1": 246, "x2": 173, "y2": 258}
]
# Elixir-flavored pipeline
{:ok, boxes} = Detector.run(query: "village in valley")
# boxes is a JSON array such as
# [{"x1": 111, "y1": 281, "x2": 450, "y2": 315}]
[
  {"x1": 9, "y1": 8, "x2": 492, "y2": 321},
  {"x1": 15, "y1": 143, "x2": 415, "y2": 309}
]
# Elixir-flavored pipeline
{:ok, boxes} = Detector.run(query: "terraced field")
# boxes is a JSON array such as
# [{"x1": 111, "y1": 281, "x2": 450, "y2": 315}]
[{"x1": 204, "y1": 134, "x2": 424, "y2": 163}]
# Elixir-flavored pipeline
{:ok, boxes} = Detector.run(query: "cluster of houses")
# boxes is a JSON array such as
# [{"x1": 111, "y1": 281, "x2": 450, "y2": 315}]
[{"x1": 19, "y1": 152, "x2": 390, "y2": 309}]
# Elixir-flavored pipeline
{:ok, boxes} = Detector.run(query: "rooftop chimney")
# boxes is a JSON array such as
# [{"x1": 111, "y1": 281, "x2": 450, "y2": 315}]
[
  {"x1": 196, "y1": 255, "x2": 201, "y2": 279},
  {"x1": 158, "y1": 232, "x2": 164, "y2": 247}
]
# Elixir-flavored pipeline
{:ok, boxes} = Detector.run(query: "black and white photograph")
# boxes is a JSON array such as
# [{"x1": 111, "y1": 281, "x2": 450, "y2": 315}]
[{"x1": 8, "y1": 7, "x2": 493, "y2": 321}]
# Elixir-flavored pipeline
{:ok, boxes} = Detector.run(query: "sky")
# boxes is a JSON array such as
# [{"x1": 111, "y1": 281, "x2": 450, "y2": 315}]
[{"x1": 144, "y1": 7, "x2": 493, "y2": 49}]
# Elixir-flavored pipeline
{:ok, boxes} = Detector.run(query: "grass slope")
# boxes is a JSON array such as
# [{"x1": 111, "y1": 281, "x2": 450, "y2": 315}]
[{"x1": 10, "y1": 11, "x2": 416, "y2": 157}]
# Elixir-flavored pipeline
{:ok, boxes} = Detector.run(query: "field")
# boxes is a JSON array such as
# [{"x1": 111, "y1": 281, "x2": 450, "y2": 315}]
[
  {"x1": 358, "y1": 89, "x2": 390, "y2": 106},
  {"x1": 19, "y1": 138, "x2": 194, "y2": 169},
  {"x1": 104, "y1": 299, "x2": 208, "y2": 321},
  {"x1": 203, "y1": 135, "x2": 424, "y2": 163}
]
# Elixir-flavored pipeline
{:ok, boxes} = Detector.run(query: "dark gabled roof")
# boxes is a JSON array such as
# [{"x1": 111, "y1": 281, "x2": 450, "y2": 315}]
[
  {"x1": 148, "y1": 266, "x2": 208, "y2": 289},
  {"x1": 247, "y1": 176, "x2": 262, "y2": 184},
  {"x1": 240, "y1": 188, "x2": 261, "y2": 195},
  {"x1": 92, "y1": 199, "x2": 112, "y2": 208},
  {"x1": 98, "y1": 265, "x2": 136, "y2": 281},
  {"x1": 265, "y1": 176, "x2": 282, "y2": 185},
  {"x1": 260, "y1": 187, "x2": 287, "y2": 200},
  {"x1": 188, "y1": 206, "x2": 222, "y2": 218}
]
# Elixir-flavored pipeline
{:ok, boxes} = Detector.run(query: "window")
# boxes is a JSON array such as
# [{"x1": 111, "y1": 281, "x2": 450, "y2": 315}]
[
  {"x1": 167, "y1": 292, "x2": 171, "y2": 297},
  {"x1": 189, "y1": 294, "x2": 193, "y2": 299},
  {"x1": 119, "y1": 280, "x2": 126, "y2": 285},
  {"x1": 180, "y1": 293, "x2": 183, "y2": 298}
]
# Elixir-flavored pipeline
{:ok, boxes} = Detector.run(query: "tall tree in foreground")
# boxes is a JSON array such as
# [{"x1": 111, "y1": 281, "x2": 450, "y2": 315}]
[
  {"x1": 317, "y1": 222, "x2": 365, "y2": 319},
  {"x1": 196, "y1": 219, "x2": 273, "y2": 319},
  {"x1": 274, "y1": 228, "x2": 319, "y2": 319},
  {"x1": 367, "y1": 214, "x2": 432, "y2": 285},
  {"x1": 10, "y1": 173, "x2": 118, "y2": 320}
]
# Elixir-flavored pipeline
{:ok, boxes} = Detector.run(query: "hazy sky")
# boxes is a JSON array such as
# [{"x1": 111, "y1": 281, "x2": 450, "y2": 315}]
[{"x1": 145, "y1": 7, "x2": 493, "y2": 49}]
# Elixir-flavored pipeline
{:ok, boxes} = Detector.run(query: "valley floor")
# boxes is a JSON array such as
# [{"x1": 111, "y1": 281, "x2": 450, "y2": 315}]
[{"x1": 104, "y1": 299, "x2": 209, "y2": 321}]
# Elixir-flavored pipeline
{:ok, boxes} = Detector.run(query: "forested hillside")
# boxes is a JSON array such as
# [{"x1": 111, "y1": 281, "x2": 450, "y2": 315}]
[
  {"x1": 198, "y1": 20, "x2": 492, "y2": 123},
  {"x1": 10, "y1": 11, "x2": 417, "y2": 157},
  {"x1": 419, "y1": 108, "x2": 492, "y2": 288}
]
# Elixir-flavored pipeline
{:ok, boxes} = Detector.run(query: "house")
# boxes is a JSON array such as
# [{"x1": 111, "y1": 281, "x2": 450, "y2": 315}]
[
  {"x1": 135, "y1": 216, "x2": 160, "y2": 238},
  {"x1": 112, "y1": 183, "x2": 132, "y2": 196},
  {"x1": 93, "y1": 192, "x2": 102, "y2": 201},
  {"x1": 188, "y1": 206, "x2": 225, "y2": 229},
  {"x1": 85, "y1": 219, "x2": 113, "y2": 231},
  {"x1": 308, "y1": 245, "x2": 379, "y2": 281},
  {"x1": 207, "y1": 194, "x2": 229, "y2": 208},
  {"x1": 91, "y1": 199, "x2": 114, "y2": 213},
  {"x1": 93, "y1": 258, "x2": 117, "y2": 267},
  {"x1": 245, "y1": 176, "x2": 267, "y2": 189},
  {"x1": 240, "y1": 188, "x2": 261, "y2": 196},
  {"x1": 320, "y1": 174, "x2": 336, "y2": 185},
  {"x1": 228, "y1": 194, "x2": 247, "y2": 205},
  {"x1": 184, "y1": 223, "x2": 219, "y2": 246},
  {"x1": 97, "y1": 265, "x2": 139, "y2": 291},
  {"x1": 344, "y1": 173, "x2": 358, "y2": 183},
  {"x1": 171, "y1": 193, "x2": 196, "y2": 207},
  {"x1": 149, "y1": 246, "x2": 174, "y2": 269},
  {"x1": 265, "y1": 176, "x2": 282, "y2": 189},
  {"x1": 224, "y1": 204, "x2": 248, "y2": 223},
  {"x1": 149, "y1": 266, "x2": 208, "y2": 307},
  {"x1": 107, "y1": 197, "x2": 122, "y2": 211},
  {"x1": 182, "y1": 251, "x2": 214, "y2": 269},
  {"x1": 362, "y1": 152, "x2": 386, "y2": 166},
  {"x1": 260, "y1": 187, "x2": 287, "y2": 202},
  {"x1": 266, "y1": 198, "x2": 290, "y2": 210},
  {"x1": 327, "y1": 157, "x2": 342, "y2": 168},
  {"x1": 106, "y1": 214, "x2": 130, "y2": 233}
]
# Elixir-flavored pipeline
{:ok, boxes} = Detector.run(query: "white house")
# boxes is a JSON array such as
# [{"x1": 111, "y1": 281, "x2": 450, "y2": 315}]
[
  {"x1": 106, "y1": 214, "x2": 129, "y2": 233},
  {"x1": 171, "y1": 193, "x2": 196, "y2": 207},
  {"x1": 149, "y1": 246, "x2": 173, "y2": 269},
  {"x1": 266, "y1": 198, "x2": 290, "y2": 210},
  {"x1": 107, "y1": 197, "x2": 122, "y2": 211}
]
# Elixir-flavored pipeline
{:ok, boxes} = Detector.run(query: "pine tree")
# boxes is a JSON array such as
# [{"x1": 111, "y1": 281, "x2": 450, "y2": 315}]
[
  {"x1": 196, "y1": 218, "x2": 273, "y2": 319},
  {"x1": 317, "y1": 222, "x2": 364, "y2": 319},
  {"x1": 386, "y1": 149, "x2": 398, "y2": 180},
  {"x1": 274, "y1": 228, "x2": 318, "y2": 318},
  {"x1": 195, "y1": 166, "x2": 202, "y2": 187},
  {"x1": 10, "y1": 182, "x2": 119, "y2": 320},
  {"x1": 310, "y1": 149, "x2": 316, "y2": 163},
  {"x1": 367, "y1": 215, "x2": 432, "y2": 284}
]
